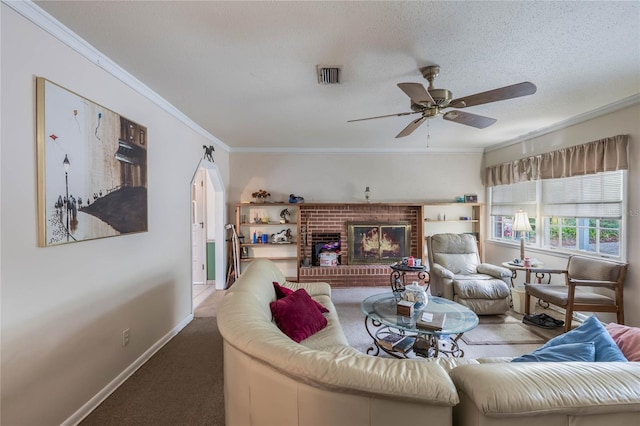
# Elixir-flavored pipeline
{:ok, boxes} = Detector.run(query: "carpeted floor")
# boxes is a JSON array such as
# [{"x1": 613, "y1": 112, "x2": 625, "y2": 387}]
[
  {"x1": 461, "y1": 317, "x2": 547, "y2": 345},
  {"x1": 80, "y1": 295, "x2": 226, "y2": 426},
  {"x1": 80, "y1": 287, "x2": 568, "y2": 424}
]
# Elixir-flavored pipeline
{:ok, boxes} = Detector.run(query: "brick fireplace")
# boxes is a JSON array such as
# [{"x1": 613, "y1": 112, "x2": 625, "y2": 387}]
[{"x1": 298, "y1": 204, "x2": 423, "y2": 287}]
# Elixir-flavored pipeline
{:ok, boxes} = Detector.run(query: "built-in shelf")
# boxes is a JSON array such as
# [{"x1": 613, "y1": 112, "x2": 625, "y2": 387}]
[
  {"x1": 240, "y1": 222, "x2": 297, "y2": 226},
  {"x1": 240, "y1": 243, "x2": 296, "y2": 247},
  {"x1": 240, "y1": 256, "x2": 298, "y2": 262},
  {"x1": 422, "y1": 202, "x2": 484, "y2": 261},
  {"x1": 424, "y1": 220, "x2": 479, "y2": 223},
  {"x1": 236, "y1": 203, "x2": 300, "y2": 280}
]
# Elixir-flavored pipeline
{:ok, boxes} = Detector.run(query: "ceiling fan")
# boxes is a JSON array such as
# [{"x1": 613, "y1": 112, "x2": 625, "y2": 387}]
[{"x1": 348, "y1": 65, "x2": 537, "y2": 138}]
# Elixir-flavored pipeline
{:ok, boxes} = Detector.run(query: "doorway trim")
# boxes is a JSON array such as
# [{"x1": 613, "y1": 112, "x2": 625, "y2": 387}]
[{"x1": 190, "y1": 159, "x2": 226, "y2": 305}]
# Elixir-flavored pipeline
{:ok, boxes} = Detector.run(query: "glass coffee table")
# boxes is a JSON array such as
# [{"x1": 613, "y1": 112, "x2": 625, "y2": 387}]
[{"x1": 361, "y1": 292, "x2": 479, "y2": 358}]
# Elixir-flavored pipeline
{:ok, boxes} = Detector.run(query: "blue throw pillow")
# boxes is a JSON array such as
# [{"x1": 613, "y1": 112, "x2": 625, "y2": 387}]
[
  {"x1": 512, "y1": 342, "x2": 595, "y2": 362},
  {"x1": 539, "y1": 315, "x2": 627, "y2": 362}
]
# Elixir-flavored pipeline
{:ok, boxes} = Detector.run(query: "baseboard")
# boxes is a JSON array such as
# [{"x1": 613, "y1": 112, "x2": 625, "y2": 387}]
[{"x1": 62, "y1": 314, "x2": 195, "y2": 426}]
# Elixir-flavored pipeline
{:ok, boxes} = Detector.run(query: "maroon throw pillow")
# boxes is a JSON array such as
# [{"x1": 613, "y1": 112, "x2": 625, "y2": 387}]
[
  {"x1": 270, "y1": 289, "x2": 328, "y2": 343},
  {"x1": 273, "y1": 282, "x2": 329, "y2": 313}
]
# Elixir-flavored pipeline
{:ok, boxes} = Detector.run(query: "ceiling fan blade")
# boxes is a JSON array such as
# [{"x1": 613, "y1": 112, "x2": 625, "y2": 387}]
[
  {"x1": 397, "y1": 83, "x2": 435, "y2": 106},
  {"x1": 450, "y1": 82, "x2": 537, "y2": 108},
  {"x1": 443, "y1": 110, "x2": 496, "y2": 129},
  {"x1": 396, "y1": 116, "x2": 427, "y2": 138},
  {"x1": 347, "y1": 110, "x2": 420, "y2": 123}
]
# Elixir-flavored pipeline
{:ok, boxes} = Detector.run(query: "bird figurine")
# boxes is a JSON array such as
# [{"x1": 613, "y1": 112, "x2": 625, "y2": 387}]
[{"x1": 289, "y1": 194, "x2": 304, "y2": 203}]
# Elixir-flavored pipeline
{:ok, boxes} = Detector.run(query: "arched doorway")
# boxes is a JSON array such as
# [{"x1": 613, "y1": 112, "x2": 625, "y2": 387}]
[{"x1": 190, "y1": 159, "x2": 226, "y2": 312}]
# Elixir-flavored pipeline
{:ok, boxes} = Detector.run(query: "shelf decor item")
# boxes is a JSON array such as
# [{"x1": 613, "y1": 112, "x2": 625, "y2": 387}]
[{"x1": 252, "y1": 189, "x2": 271, "y2": 203}]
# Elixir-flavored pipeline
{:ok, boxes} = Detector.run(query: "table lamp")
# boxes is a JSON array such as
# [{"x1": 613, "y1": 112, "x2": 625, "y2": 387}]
[{"x1": 513, "y1": 210, "x2": 532, "y2": 261}]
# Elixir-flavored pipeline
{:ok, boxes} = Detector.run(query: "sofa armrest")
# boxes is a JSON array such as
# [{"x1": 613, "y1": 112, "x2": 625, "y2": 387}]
[
  {"x1": 449, "y1": 362, "x2": 640, "y2": 417},
  {"x1": 432, "y1": 263, "x2": 455, "y2": 280},
  {"x1": 282, "y1": 280, "x2": 331, "y2": 297},
  {"x1": 477, "y1": 263, "x2": 511, "y2": 279}
]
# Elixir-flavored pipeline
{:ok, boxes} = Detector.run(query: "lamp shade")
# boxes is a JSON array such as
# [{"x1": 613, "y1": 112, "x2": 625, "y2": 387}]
[{"x1": 513, "y1": 210, "x2": 532, "y2": 232}]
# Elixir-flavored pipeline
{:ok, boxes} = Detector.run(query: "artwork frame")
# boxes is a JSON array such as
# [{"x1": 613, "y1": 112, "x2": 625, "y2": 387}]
[
  {"x1": 464, "y1": 194, "x2": 478, "y2": 203},
  {"x1": 36, "y1": 78, "x2": 148, "y2": 247},
  {"x1": 347, "y1": 222, "x2": 411, "y2": 265}
]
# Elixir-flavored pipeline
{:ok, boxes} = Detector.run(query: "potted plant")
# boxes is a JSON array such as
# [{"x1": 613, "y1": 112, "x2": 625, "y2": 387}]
[{"x1": 252, "y1": 189, "x2": 271, "y2": 203}]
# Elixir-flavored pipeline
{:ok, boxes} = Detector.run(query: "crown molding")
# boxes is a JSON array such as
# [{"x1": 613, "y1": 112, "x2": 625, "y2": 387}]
[
  {"x1": 230, "y1": 146, "x2": 485, "y2": 154},
  {"x1": 485, "y1": 94, "x2": 640, "y2": 152},
  {"x1": 4, "y1": 0, "x2": 231, "y2": 152}
]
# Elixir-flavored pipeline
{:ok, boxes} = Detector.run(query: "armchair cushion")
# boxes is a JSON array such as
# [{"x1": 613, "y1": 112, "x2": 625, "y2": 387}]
[
  {"x1": 432, "y1": 263, "x2": 455, "y2": 280},
  {"x1": 477, "y1": 263, "x2": 511, "y2": 279},
  {"x1": 454, "y1": 278, "x2": 510, "y2": 300},
  {"x1": 433, "y1": 253, "x2": 478, "y2": 274},
  {"x1": 525, "y1": 284, "x2": 617, "y2": 307}
]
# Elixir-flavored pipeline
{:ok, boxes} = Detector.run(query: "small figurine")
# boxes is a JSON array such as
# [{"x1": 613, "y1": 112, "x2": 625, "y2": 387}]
[
  {"x1": 289, "y1": 194, "x2": 304, "y2": 203},
  {"x1": 203, "y1": 145, "x2": 215, "y2": 162},
  {"x1": 280, "y1": 208, "x2": 291, "y2": 223},
  {"x1": 272, "y1": 229, "x2": 292, "y2": 243}
]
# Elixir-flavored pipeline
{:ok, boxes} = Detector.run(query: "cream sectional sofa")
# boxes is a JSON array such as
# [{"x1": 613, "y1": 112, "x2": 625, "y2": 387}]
[{"x1": 217, "y1": 259, "x2": 640, "y2": 426}]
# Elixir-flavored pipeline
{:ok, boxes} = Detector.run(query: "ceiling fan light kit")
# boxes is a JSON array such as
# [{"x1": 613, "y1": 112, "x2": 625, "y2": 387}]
[{"x1": 349, "y1": 64, "x2": 537, "y2": 138}]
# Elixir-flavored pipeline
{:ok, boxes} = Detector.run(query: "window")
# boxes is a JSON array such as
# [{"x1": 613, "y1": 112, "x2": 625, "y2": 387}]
[
  {"x1": 490, "y1": 171, "x2": 625, "y2": 259},
  {"x1": 490, "y1": 181, "x2": 537, "y2": 244}
]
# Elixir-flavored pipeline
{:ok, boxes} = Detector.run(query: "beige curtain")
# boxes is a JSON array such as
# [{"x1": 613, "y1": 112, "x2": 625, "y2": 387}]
[{"x1": 485, "y1": 135, "x2": 628, "y2": 187}]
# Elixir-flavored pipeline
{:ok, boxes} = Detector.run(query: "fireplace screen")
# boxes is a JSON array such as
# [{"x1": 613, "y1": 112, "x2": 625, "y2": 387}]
[{"x1": 347, "y1": 222, "x2": 411, "y2": 265}]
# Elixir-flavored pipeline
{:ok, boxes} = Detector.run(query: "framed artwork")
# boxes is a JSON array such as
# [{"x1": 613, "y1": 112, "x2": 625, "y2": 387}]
[
  {"x1": 347, "y1": 222, "x2": 411, "y2": 264},
  {"x1": 464, "y1": 194, "x2": 478, "y2": 203},
  {"x1": 36, "y1": 78, "x2": 148, "y2": 246}
]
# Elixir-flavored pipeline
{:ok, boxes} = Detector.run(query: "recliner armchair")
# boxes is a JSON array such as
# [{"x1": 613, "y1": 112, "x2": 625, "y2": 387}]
[{"x1": 426, "y1": 233, "x2": 512, "y2": 315}]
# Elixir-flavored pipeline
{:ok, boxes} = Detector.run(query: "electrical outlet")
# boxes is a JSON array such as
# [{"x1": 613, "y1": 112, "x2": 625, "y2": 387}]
[{"x1": 122, "y1": 328, "x2": 130, "y2": 347}]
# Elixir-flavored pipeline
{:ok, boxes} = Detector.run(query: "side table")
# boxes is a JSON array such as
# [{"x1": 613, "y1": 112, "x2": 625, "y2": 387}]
[
  {"x1": 389, "y1": 263, "x2": 428, "y2": 293},
  {"x1": 501, "y1": 261, "x2": 550, "y2": 286}
]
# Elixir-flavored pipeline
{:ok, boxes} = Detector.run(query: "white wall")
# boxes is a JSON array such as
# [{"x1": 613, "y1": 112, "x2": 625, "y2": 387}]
[
  {"x1": 229, "y1": 152, "x2": 485, "y2": 203},
  {"x1": 0, "y1": 5, "x2": 229, "y2": 425},
  {"x1": 484, "y1": 104, "x2": 639, "y2": 326}
]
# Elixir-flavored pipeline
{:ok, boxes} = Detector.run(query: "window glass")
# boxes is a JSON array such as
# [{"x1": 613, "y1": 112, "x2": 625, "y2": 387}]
[{"x1": 489, "y1": 171, "x2": 624, "y2": 259}]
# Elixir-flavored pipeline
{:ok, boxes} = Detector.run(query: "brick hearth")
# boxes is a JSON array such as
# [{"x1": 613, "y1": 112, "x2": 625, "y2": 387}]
[{"x1": 298, "y1": 203, "x2": 423, "y2": 287}]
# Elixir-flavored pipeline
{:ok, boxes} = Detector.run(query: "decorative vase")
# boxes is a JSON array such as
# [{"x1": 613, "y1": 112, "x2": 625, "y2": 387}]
[{"x1": 403, "y1": 282, "x2": 427, "y2": 309}]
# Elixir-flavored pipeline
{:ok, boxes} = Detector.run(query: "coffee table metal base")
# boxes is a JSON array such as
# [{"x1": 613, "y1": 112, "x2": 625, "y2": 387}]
[{"x1": 364, "y1": 317, "x2": 465, "y2": 358}]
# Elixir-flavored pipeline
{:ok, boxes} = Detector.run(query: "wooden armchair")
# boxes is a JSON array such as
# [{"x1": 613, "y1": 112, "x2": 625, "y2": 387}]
[{"x1": 524, "y1": 255, "x2": 628, "y2": 332}]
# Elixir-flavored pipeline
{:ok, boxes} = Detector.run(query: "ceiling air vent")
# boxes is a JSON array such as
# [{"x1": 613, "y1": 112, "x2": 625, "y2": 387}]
[{"x1": 317, "y1": 65, "x2": 341, "y2": 84}]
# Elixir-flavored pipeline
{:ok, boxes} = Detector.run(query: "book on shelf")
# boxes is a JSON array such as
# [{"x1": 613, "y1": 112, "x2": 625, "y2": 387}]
[
  {"x1": 377, "y1": 333, "x2": 415, "y2": 353},
  {"x1": 416, "y1": 311, "x2": 446, "y2": 331}
]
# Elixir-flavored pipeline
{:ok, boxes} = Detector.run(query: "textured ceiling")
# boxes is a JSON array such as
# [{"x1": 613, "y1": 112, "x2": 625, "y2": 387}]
[{"x1": 34, "y1": 1, "x2": 640, "y2": 152}]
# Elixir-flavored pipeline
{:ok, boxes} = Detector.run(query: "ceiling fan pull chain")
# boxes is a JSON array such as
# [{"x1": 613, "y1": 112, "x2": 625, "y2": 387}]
[{"x1": 426, "y1": 119, "x2": 431, "y2": 148}]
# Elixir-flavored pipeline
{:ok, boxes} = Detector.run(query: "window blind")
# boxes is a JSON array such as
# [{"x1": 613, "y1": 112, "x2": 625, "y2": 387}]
[
  {"x1": 542, "y1": 171, "x2": 623, "y2": 218},
  {"x1": 490, "y1": 181, "x2": 537, "y2": 216}
]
